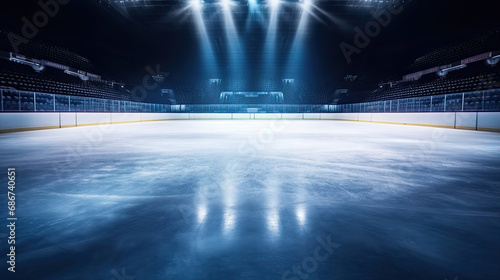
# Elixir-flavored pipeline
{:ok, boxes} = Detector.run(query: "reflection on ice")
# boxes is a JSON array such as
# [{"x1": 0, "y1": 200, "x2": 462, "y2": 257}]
[
  {"x1": 197, "y1": 203, "x2": 207, "y2": 224},
  {"x1": 296, "y1": 205, "x2": 306, "y2": 228},
  {"x1": 4, "y1": 120, "x2": 499, "y2": 280},
  {"x1": 264, "y1": 177, "x2": 281, "y2": 239},
  {"x1": 223, "y1": 210, "x2": 236, "y2": 238},
  {"x1": 266, "y1": 209, "x2": 280, "y2": 239}
]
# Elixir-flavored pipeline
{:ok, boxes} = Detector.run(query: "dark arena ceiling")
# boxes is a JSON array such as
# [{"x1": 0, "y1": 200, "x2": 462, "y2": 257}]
[
  {"x1": 99, "y1": 0, "x2": 412, "y2": 29},
  {"x1": 1, "y1": 0, "x2": 498, "y2": 87}
]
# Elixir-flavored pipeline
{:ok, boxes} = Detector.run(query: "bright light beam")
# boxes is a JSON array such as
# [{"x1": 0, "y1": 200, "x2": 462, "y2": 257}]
[
  {"x1": 220, "y1": 0, "x2": 245, "y2": 76},
  {"x1": 262, "y1": 0, "x2": 280, "y2": 78},
  {"x1": 311, "y1": 4, "x2": 350, "y2": 29},
  {"x1": 269, "y1": 0, "x2": 280, "y2": 8},
  {"x1": 190, "y1": 0, "x2": 219, "y2": 77},
  {"x1": 245, "y1": 0, "x2": 266, "y2": 32},
  {"x1": 190, "y1": 0, "x2": 202, "y2": 9},
  {"x1": 221, "y1": 0, "x2": 232, "y2": 9},
  {"x1": 285, "y1": 0, "x2": 312, "y2": 78},
  {"x1": 303, "y1": 0, "x2": 312, "y2": 11},
  {"x1": 299, "y1": 2, "x2": 329, "y2": 27}
]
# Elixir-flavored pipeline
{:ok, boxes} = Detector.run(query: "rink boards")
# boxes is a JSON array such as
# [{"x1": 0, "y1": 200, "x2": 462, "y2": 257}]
[{"x1": 0, "y1": 112, "x2": 499, "y2": 133}]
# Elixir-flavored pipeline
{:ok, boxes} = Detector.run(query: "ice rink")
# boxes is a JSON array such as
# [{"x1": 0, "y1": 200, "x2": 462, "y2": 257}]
[{"x1": 1, "y1": 120, "x2": 500, "y2": 280}]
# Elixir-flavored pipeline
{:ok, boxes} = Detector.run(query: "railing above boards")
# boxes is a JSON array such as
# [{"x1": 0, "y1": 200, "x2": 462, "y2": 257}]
[{"x1": 1, "y1": 89, "x2": 499, "y2": 113}]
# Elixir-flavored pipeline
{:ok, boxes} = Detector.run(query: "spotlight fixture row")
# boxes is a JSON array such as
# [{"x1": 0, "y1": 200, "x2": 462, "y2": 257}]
[{"x1": 189, "y1": 0, "x2": 313, "y2": 9}]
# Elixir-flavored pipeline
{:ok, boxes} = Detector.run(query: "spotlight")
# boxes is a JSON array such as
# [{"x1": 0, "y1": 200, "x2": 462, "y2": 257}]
[
  {"x1": 300, "y1": 0, "x2": 313, "y2": 10},
  {"x1": 304, "y1": 0, "x2": 312, "y2": 10},
  {"x1": 248, "y1": 0, "x2": 258, "y2": 11},
  {"x1": 269, "y1": 0, "x2": 280, "y2": 8},
  {"x1": 190, "y1": 0, "x2": 202, "y2": 9},
  {"x1": 221, "y1": 0, "x2": 232, "y2": 8}
]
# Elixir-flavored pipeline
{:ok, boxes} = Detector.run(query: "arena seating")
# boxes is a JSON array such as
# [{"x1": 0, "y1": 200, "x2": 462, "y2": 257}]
[
  {"x1": 293, "y1": 80, "x2": 335, "y2": 104},
  {"x1": 0, "y1": 59, "x2": 134, "y2": 101},
  {"x1": 0, "y1": 29, "x2": 95, "y2": 72},
  {"x1": 366, "y1": 63, "x2": 500, "y2": 102},
  {"x1": 336, "y1": 29, "x2": 500, "y2": 104},
  {"x1": 407, "y1": 30, "x2": 500, "y2": 73},
  {"x1": 167, "y1": 79, "x2": 209, "y2": 104},
  {"x1": 0, "y1": 28, "x2": 135, "y2": 101}
]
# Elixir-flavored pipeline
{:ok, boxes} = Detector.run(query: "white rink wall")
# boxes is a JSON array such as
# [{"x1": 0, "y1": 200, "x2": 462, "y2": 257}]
[{"x1": 0, "y1": 112, "x2": 499, "y2": 132}]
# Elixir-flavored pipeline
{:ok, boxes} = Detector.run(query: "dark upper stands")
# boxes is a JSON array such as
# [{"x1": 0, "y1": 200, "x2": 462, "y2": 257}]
[
  {"x1": 0, "y1": 29, "x2": 94, "y2": 72},
  {"x1": 340, "y1": 29, "x2": 500, "y2": 104},
  {"x1": 366, "y1": 63, "x2": 500, "y2": 102},
  {"x1": 0, "y1": 59, "x2": 134, "y2": 101},
  {"x1": 0, "y1": 29, "x2": 134, "y2": 101},
  {"x1": 406, "y1": 30, "x2": 500, "y2": 73},
  {"x1": 292, "y1": 81, "x2": 335, "y2": 104}
]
